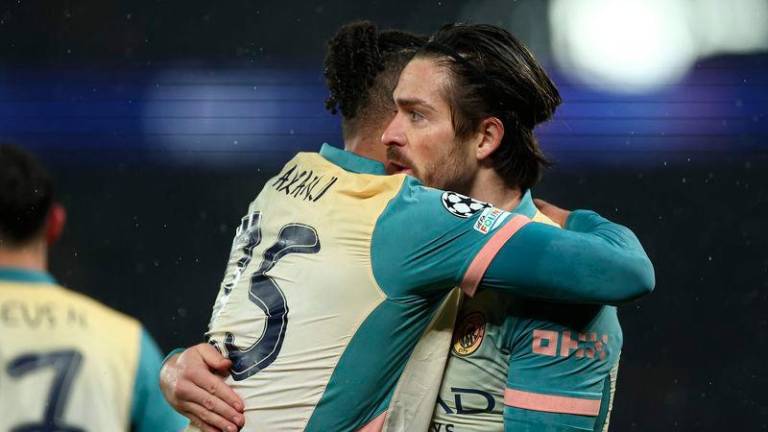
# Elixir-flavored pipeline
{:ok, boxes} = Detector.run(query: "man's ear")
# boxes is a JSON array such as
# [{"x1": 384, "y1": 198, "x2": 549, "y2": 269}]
[
  {"x1": 45, "y1": 204, "x2": 66, "y2": 246},
  {"x1": 475, "y1": 116, "x2": 505, "y2": 161}
]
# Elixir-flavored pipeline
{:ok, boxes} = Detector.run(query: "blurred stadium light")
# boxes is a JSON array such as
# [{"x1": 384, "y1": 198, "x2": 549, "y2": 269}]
[
  {"x1": 1, "y1": 0, "x2": 765, "y2": 168},
  {"x1": 141, "y1": 69, "x2": 337, "y2": 166},
  {"x1": 550, "y1": 0, "x2": 768, "y2": 93},
  {"x1": 692, "y1": 0, "x2": 768, "y2": 57}
]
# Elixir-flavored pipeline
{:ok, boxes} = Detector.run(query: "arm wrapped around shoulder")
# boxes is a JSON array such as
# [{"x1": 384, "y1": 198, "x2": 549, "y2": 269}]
[{"x1": 480, "y1": 210, "x2": 655, "y2": 305}]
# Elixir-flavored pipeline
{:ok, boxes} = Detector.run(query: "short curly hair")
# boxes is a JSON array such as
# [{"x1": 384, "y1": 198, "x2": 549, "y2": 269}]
[{"x1": 324, "y1": 21, "x2": 425, "y2": 139}]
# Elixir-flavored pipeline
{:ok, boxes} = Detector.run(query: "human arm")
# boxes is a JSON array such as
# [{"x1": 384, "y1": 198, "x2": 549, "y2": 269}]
[
  {"x1": 372, "y1": 180, "x2": 654, "y2": 304},
  {"x1": 131, "y1": 329, "x2": 190, "y2": 432},
  {"x1": 473, "y1": 209, "x2": 655, "y2": 304}
]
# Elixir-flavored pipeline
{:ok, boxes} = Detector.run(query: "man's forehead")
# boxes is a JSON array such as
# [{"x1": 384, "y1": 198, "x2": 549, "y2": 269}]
[{"x1": 394, "y1": 58, "x2": 449, "y2": 103}]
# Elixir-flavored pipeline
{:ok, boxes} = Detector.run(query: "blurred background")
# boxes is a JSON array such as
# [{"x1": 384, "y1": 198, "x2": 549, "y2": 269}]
[{"x1": 1, "y1": 0, "x2": 766, "y2": 430}]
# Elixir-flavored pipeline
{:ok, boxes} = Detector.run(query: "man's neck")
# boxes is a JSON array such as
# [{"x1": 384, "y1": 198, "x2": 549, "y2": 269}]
[
  {"x1": 0, "y1": 242, "x2": 48, "y2": 272},
  {"x1": 464, "y1": 169, "x2": 522, "y2": 212},
  {"x1": 343, "y1": 133, "x2": 386, "y2": 162}
]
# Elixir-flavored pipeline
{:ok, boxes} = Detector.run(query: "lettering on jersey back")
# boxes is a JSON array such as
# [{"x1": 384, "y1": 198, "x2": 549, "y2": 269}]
[
  {"x1": 271, "y1": 164, "x2": 338, "y2": 202},
  {"x1": 0, "y1": 300, "x2": 88, "y2": 329}
]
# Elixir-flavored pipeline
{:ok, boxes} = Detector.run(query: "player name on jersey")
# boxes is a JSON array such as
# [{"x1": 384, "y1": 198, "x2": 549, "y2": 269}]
[
  {"x1": 271, "y1": 163, "x2": 338, "y2": 202},
  {"x1": 1, "y1": 299, "x2": 88, "y2": 329}
]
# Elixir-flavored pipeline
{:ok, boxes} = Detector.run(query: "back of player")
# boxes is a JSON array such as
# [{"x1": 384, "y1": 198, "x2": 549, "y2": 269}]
[
  {"x1": 0, "y1": 144, "x2": 185, "y2": 432},
  {"x1": 203, "y1": 144, "x2": 652, "y2": 431},
  {"x1": 205, "y1": 147, "x2": 418, "y2": 431},
  {"x1": 0, "y1": 272, "x2": 143, "y2": 431},
  {"x1": 431, "y1": 194, "x2": 622, "y2": 432}
]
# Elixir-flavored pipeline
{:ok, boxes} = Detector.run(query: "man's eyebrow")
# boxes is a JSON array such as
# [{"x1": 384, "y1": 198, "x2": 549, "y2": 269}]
[{"x1": 395, "y1": 97, "x2": 438, "y2": 113}]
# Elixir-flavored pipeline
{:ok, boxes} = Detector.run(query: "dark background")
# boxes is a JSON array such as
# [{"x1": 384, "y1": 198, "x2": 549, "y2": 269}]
[{"x1": 1, "y1": 0, "x2": 766, "y2": 430}]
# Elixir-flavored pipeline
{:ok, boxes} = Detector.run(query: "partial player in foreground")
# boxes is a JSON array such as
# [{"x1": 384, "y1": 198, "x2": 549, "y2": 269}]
[
  {"x1": 160, "y1": 22, "x2": 654, "y2": 432},
  {"x1": 0, "y1": 144, "x2": 186, "y2": 432}
]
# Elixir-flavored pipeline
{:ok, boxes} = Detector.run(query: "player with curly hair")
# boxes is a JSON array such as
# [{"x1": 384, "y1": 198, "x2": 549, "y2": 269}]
[{"x1": 160, "y1": 22, "x2": 653, "y2": 432}]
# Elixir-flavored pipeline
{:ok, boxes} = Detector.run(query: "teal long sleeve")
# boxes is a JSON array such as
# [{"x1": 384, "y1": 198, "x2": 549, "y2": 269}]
[
  {"x1": 481, "y1": 210, "x2": 655, "y2": 304},
  {"x1": 132, "y1": 329, "x2": 189, "y2": 432}
]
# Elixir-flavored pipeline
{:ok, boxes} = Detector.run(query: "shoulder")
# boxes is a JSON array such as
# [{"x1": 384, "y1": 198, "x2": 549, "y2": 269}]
[
  {"x1": 382, "y1": 178, "x2": 494, "y2": 221},
  {"x1": 53, "y1": 285, "x2": 142, "y2": 332}
]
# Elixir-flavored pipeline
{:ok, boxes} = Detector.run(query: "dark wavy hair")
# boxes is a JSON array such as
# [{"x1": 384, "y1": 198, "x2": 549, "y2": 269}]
[
  {"x1": 324, "y1": 21, "x2": 426, "y2": 138},
  {"x1": 418, "y1": 23, "x2": 561, "y2": 190},
  {"x1": 0, "y1": 144, "x2": 54, "y2": 246}
]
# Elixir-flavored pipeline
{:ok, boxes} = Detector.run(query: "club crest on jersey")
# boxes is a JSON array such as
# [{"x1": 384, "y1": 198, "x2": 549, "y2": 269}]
[
  {"x1": 441, "y1": 191, "x2": 491, "y2": 218},
  {"x1": 452, "y1": 311, "x2": 486, "y2": 357}
]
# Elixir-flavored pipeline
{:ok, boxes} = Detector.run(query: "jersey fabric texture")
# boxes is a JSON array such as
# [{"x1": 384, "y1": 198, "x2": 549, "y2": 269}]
[
  {"x1": 0, "y1": 268, "x2": 187, "y2": 432},
  {"x1": 430, "y1": 193, "x2": 622, "y2": 432},
  {"x1": 202, "y1": 144, "x2": 653, "y2": 432}
]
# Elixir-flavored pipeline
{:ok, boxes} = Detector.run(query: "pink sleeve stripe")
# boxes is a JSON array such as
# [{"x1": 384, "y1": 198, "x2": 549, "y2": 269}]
[
  {"x1": 460, "y1": 214, "x2": 530, "y2": 297},
  {"x1": 356, "y1": 411, "x2": 387, "y2": 432},
  {"x1": 504, "y1": 388, "x2": 601, "y2": 416}
]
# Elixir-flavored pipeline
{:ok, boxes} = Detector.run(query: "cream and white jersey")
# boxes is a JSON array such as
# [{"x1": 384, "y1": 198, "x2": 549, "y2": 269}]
[
  {"x1": 201, "y1": 144, "x2": 654, "y2": 432},
  {"x1": 0, "y1": 269, "x2": 186, "y2": 432}
]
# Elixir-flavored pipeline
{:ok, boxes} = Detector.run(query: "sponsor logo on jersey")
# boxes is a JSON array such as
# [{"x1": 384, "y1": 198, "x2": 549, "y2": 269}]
[
  {"x1": 451, "y1": 311, "x2": 486, "y2": 356},
  {"x1": 532, "y1": 329, "x2": 610, "y2": 360},
  {"x1": 473, "y1": 207, "x2": 509, "y2": 234},
  {"x1": 435, "y1": 387, "x2": 497, "y2": 416},
  {"x1": 441, "y1": 192, "x2": 491, "y2": 219}
]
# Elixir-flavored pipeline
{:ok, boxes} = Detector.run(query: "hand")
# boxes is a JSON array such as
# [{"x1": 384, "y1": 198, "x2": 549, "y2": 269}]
[
  {"x1": 533, "y1": 198, "x2": 571, "y2": 227},
  {"x1": 160, "y1": 343, "x2": 245, "y2": 432}
]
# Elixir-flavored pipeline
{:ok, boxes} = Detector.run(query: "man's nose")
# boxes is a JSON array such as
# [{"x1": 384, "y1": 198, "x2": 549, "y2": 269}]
[{"x1": 381, "y1": 114, "x2": 406, "y2": 147}]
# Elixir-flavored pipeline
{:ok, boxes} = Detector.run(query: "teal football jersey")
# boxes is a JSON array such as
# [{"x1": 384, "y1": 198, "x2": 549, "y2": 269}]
[
  {"x1": 431, "y1": 193, "x2": 623, "y2": 432},
  {"x1": 199, "y1": 144, "x2": 653, "y2": 431}
]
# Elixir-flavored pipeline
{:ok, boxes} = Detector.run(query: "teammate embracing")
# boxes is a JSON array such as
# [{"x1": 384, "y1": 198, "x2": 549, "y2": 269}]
[
  {"x1": 380, "y1": 24, "x2": 628, "y2": 432},
  {"x1": 160, "y1": 22, "x2": 653, "y2": 432}
]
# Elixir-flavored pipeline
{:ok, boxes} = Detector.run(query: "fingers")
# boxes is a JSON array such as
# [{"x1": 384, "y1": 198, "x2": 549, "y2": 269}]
[
  {"x1": 186, "y1": 411, "x2": 228, "y2": 432},
  {"x1": 174, "y1": 371, "x2": 245, "y2": 428},
  {"x1": 194, "y1": 343, "x2": 232, "y2": 373},
  {"x1": 183, "y1": 354, "x2": 244, "y2": 413},
  {"x1": 163, "y1": 344, "x2": 245, "y2": 431},
  {"x1": 182, "y1": 399, "x2": 242, "y2": 432}
]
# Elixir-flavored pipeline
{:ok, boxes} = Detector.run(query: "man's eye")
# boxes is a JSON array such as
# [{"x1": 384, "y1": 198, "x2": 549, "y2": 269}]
[{"x1": 409, "y1": 111, "x2": 423, "y2": 121}]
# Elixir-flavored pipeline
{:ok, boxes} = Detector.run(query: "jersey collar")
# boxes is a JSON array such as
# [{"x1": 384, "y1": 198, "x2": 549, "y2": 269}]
[
  {"x1": 319, "y1": 144, "x2": 535, "y2": 213},
  {"x1": 319, "y1": 143, "x2": 387, "y2": 175},
  {"x1": 0, "y1": 267, "x2": 57, "y2": 285},
  {"x1": 513, "y1": 190, "x2": 536, "y2": 218}
]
